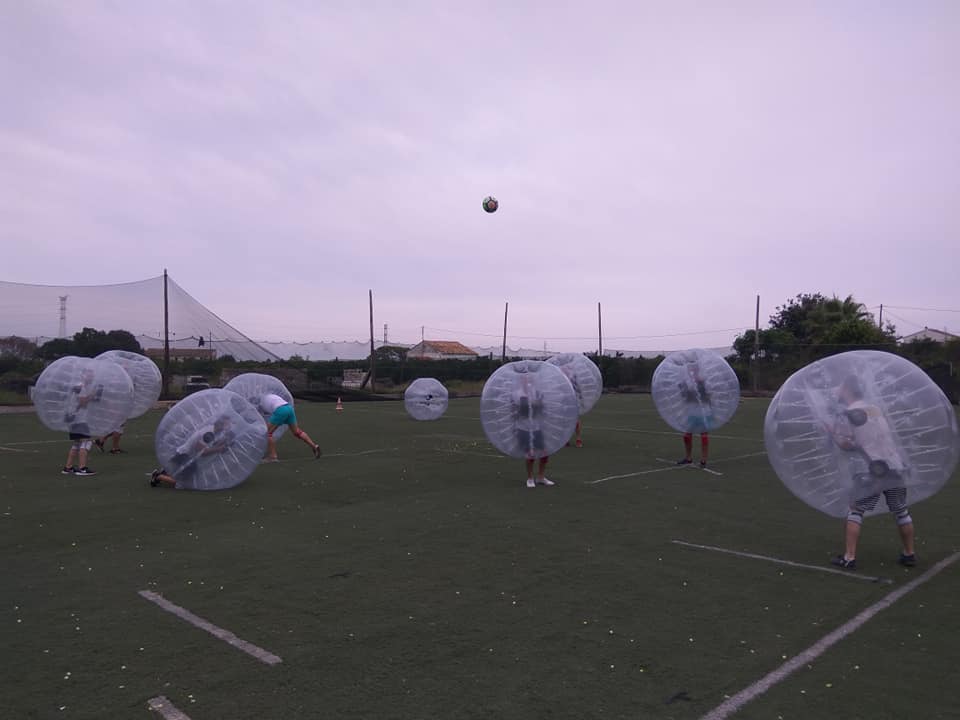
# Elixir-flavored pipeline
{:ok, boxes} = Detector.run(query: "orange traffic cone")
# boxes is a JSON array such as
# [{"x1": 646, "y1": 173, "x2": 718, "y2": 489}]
[{"x1": 335, "y1": 397, "x2": 343, "y2": 412}]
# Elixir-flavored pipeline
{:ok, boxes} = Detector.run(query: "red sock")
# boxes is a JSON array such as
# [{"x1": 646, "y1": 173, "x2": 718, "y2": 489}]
[
  {"x1": 683, "y1": 433, "x2": 693, "y2": 456},
  {"x1": 701, "y1": 434, "x2": 709, "y2": 457}
]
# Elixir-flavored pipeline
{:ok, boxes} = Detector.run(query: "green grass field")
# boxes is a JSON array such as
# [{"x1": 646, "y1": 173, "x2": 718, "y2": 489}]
[{"x1": 2, "y1": 395, "x2": 959, "y2": 719}]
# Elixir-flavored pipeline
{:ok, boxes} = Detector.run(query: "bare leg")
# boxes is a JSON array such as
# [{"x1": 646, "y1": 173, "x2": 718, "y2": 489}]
[
  {"x1": 897, "y1": 521, "x2": 915, "y2": 556},
  {"x1": 290, "y1": 424, "x2": 321, "y2": 456},
  {"x1": 525, "y1": 458, "x2": 534, "y2": 480},
  {"x1": 65, "y1": 446, "x2": 77, "y2": 468},
  {"x1": 843, "y1": 520, "x2": 861, "y2": 560},
  {"x1": 78, "y1": 448, "x2": 89, "y2": 469}
]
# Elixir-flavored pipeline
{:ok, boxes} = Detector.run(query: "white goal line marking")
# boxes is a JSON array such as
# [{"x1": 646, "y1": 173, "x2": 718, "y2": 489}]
[
  {"x1": 698, "y1": 552, "x2": 960, "y2": 720},
  {"x1": 671, "y1": 540, "x2": 893, "y2": 584},
  {"x1": 138, "y1": 590, "x2": 282, "y2": 665},
  {"x1": 148, "y1": 695, "x2": 192, "y2": 719}
]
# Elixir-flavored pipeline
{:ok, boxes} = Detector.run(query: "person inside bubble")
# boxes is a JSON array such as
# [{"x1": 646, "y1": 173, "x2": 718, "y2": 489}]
[
  {"x1": 563, "y1": 371, "x2": 585, "y2": 449},
  {"x1": 61, "y1": 367, "x2": 103, "y2": 476},
  {"x1": 513, "y1": 370, "x2": 553, "y2": 488},
  {"x1": 676, "y1": 360, "x2": 712, "y2": 468},
  {"x1": 825, "y1": 374, "x2": 915, "y2": 570},
  {"x1": 150, "y1": 414, "x2": 237, "y2": 489}
]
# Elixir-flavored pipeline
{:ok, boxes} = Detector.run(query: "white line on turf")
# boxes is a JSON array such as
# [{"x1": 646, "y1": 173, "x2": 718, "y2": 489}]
[
  {"x1": 671, "y1": 540, "x2": 893, "y2": 584},
  {"x1": 148, "y1": 695, "x2": 192, "y2": 720},
  {"x1": 138, "y1": 590, "x2": 282, "y2": 665},
  {"x1": 698, "y1": 552, "x2": 960, "y2": 720},
  {"x1": 0, "y1": 445, "x2": 39, "y2": 453},
  {"x1": 590, "y1": 451, "x2": 766, "y2": 485},
  {"x1": 590, "y1": 425, "x2": 766, "y2": 442}
]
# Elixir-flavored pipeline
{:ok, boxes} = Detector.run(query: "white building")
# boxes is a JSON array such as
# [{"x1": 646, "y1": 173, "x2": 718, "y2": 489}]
[{"x1": 900, "y1": 328, "x2": 958, "y2": 343}]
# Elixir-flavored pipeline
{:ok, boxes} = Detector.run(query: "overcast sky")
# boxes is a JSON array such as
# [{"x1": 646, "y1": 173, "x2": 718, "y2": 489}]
[{"x1": 2, "y1": 1, "x2": 958, "y2": 351}]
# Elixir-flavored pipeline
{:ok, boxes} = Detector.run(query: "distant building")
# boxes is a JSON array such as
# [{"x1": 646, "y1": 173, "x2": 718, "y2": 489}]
[
  {"x1": 406, "y1": 340, "x2": 479, "y2": 361},
  {"x1": 342, "y1": 368, "x2": 367, "y2": 388},
  {"x1": 900, "y1": 328, "x2": 959, "y2": 343}
]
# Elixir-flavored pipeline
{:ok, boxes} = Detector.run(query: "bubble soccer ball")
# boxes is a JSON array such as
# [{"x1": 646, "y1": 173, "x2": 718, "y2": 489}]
[
  {"x1": 480, "y1": 360, "x2": 579, "y2": 459},
  {"x1": 651, "y1": 349, "x2": 740, "y2": 433},
  {"x1": 154, "y1": 389, "x2": 267, "y2": 491},
  {"x1": 33, "y1": 356, "x2": 134, "y2": 438},
  {"x1": 765, "y1": 350, "x2": 960, "y2": 518},
  {"x1": 223, "y1": 373, "x2": 294, "y2": 439},
  {"x1": 546, "y1": 353, "x2": 603, "y2": 415},
  {"x1": 96, "y1": 350, "x2": 162, "y2": 419},
  {"x1": 404, "y1": 378, "x2": 449, "y2": 421},
  {"x1": 482, "y1": 196, "x2": 499, "y2": 213}
]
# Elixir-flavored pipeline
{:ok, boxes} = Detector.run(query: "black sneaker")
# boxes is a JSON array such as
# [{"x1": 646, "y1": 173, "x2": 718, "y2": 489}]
[
  {"x1": 898, "y1": 553, "x2": 917, "y2": 567},
  {"x1": 676, "y1": 458, "x2": 693, "y2": 465},
  {"x1": 312, "y1": 445, "x2": 322, "y2": 459},
  {"x1": 74, "y1": 467, "x2": 97, "y2": 476},
  {"x1": 699, "y1": 460, "x2": 707, "y2": 468},
  {"x1": 150, "y1": 468, "x2": 164, "y2": 487},
  {"x1": 831, "y1": 555, "x2": 856, "y2": 570},
  {"x1": 109, "y1": 448, "x2": 126, "y2": 454},
  {"x1": 61, "y1": 466, "x2": 76, "y2": 475}
]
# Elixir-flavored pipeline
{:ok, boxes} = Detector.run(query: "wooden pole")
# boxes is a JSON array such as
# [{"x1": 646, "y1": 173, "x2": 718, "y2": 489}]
[
  {"x1": 162, "y1": 269, "x2": 170, "y2": 398},
  {"x1": 368, "y1": 289, "x2": 375, "y2": 393},
  {"x1": 597, "y1": 302, "x2": 603, "y2": 357},
  {"x1": 501, "y1": 302, "x2": 509, "y2": 363},
  {"x1": 752, "y1": 294, "x2": 760, "y2": 393}
]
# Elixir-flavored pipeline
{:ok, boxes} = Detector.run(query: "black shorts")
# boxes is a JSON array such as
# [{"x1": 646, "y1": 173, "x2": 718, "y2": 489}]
[{"x1": 69, "y1": 431, "x2": 91, "y2": 441}]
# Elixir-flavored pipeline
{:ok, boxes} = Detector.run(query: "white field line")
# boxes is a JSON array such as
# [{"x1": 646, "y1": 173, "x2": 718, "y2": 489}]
[
  {"x1": 0, "y1": 445, "x2": 39, "y2": 453},
  {"x1": 436, "y1": 447, "x2": 505, "y2": 458},
  {"x1": 148, "y1": 696, "x2": 192, "y2": 720},
  {"x1": 590, "y1": 451, "x2": 767, "y2": 485},
  {"x1": 698, "y1": 552, "x2": 960, "y2": 720},
  {"x1": 656, "y1": 458, "x2": 725, "y2": 476},
  {"x1": 315, "y1": 447, "x2": 399, "y2": 458},
  {"x1": 138, "y1": 590, "x2": 282, "y2": 665},
  {"x1": 590, "y1": 424, "x2": 766, "y2": 443},
  {"x1": 0, "y1": 433, "x2": 153, "y2": 446},
  {"x1": 671, "y1": 540, "x2": 893, "y2": 584}
]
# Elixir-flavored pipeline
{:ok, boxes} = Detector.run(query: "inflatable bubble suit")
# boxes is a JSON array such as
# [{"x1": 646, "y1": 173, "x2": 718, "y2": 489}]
[
  {"x1": 651, "y1": 349, "x2": 740, "y2": 433},
  {"x1": 33, "y1": 356, "x2": 134, "y2": 438},
  {"x1": 155, "y1": 389, "x2": 267, "y2": 491},
  {"x1": 546, "y1": 353, "x2": 603, "y2": 414},
  {"x1": 96, "y1": 350, "x2": 162, "y2": 419},
  {"x1": 765, "y1": 350, "x2": 960, "y2": 518},
  {"x1": 223, "y1": 373, "x2": 294, "y2": 439},
  {"x1": 404, "y1": 378, "x2": 449, "y2": 421},
  {"x1": 480, "y1": 360, "x2": 579, "y2": 459}
]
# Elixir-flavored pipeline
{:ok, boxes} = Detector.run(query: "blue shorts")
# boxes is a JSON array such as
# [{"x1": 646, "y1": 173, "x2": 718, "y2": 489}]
[
  {"x1": 268, "y1": 404, "x2": 296, "y2": 427},
  {"x1": 686, "y1": 414, "x2": 713, "y2": 434}
]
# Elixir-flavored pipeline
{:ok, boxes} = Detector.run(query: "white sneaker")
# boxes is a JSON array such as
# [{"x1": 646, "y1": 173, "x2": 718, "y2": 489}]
[
  {"x1": 525, "y1": 477, "x2": 536, "y2": 488},
  {"x1": 536, "y1": 477, "x2": 555, "y2": 486}
]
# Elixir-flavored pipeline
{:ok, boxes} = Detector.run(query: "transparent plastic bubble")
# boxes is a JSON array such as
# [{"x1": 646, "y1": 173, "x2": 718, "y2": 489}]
[
  {"x1": 95, "y1": 350, "x2": 162, "y2": 419},
  {"x1": 546, "y1": 353, "x2": 603, "y2": 414},
  {"x1": 223, "y1": 373, "x2": 294, "y2": 439},
  {"x1": 765, "y1": 350, "x2": 960, "y2": 518},
  {"x1": 33, "y1": 356, "x2": 134, "y2": 437},
  {"x1": 480, "y1": 360, "x2": 579, "y2": 459},
  {"x1": 155, "y1": 389, "x2": 267, "y2": 491},
  {"x1": 651, "y1": 349, "x2": 740, "y2": 433},
  {"x1": 404, "y1": 378, "x2": 449, "y2": 421}
]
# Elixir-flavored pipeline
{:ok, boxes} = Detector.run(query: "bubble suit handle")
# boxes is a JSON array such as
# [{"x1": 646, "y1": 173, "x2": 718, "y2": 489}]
[
  {"x1": 480, "y1": 360, "x2": 579, "y2": 459},
  {"x1": 155, "y1": 389, "x2": 267, "y2": 491},
  {"x1": 404, "y1": 378, "x2": 449, "y2": 421},
  {"x1": 651, "y1": 349, "x2": 740, "y2": 433},
  {"x1": 765, "y1": 350, "x2": 960, "y2": 518},
  {"x1": 33, "y1": 356, "x2": 135, "y2": 437}
]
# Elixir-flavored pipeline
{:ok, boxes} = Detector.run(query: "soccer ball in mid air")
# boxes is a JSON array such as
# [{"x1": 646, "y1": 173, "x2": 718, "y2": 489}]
[{"x1": 482, "y1": 196, "x2": 498, "y2": 213}]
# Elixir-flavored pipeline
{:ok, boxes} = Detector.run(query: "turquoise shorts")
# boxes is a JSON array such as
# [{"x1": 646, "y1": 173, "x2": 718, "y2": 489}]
[{"x1": 268, "y1": 404, "x2": 296, "y2": 427}]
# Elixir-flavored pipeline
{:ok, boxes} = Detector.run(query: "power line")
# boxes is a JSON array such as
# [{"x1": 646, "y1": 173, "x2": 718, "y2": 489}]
[
  {"x1": 880, "y1": 305, "x2": 960, "y2": 314},
  {"x1": 422, "y1": 325, "x2": 750, "y2": 341}
]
